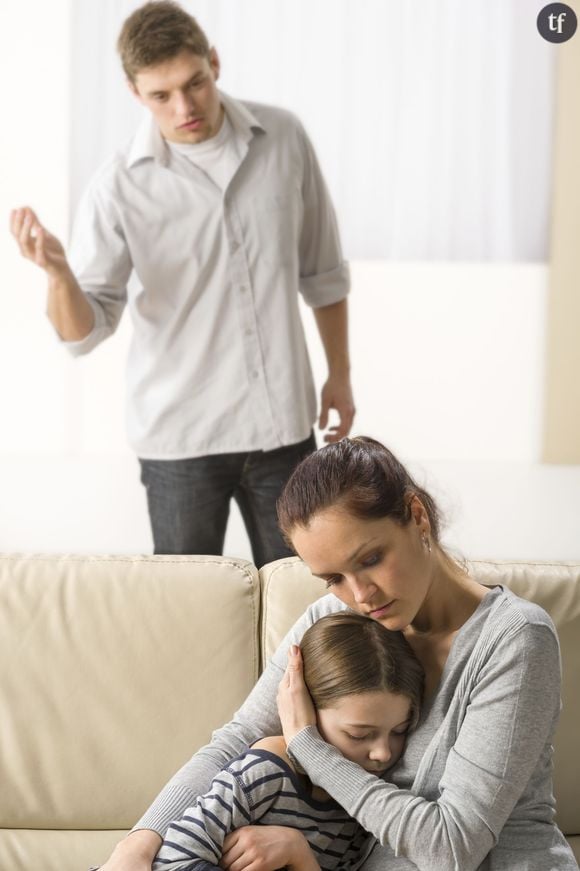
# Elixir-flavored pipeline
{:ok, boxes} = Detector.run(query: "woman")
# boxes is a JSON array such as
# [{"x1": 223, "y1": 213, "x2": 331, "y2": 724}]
[{"x1": 100, "y1": 437, "x2": 577, "y2": 871}]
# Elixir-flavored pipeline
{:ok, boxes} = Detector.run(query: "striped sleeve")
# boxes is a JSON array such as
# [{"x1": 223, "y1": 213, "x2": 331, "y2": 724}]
[{"x1": 152, "y1": 766, "x2": 254, "y2": 871}]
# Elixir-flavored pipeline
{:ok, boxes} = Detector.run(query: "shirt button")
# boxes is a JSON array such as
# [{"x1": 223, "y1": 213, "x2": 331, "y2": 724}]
[
  {"x1": 240, "y1": 285, "x2": 247, "y2": 293},
  {"x1": 244, "y1": 328, "x2": 252, "y2": 337},
  {"x1": 252, "y1": 370, "x2": 259, "y2": 380}
]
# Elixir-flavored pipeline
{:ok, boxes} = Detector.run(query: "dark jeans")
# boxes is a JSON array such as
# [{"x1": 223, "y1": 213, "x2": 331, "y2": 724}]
[{"x1": 139, "y1": 433, "x2": 316, "y2": 566}]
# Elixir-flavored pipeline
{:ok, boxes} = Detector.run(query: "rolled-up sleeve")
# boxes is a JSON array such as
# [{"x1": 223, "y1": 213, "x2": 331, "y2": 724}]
[
  {"x1": 63, "y1": 180, "x2": 132, "y2": 356},
  {"x1": 297, "y1": 123, "x2": 350, "y2": 308}
]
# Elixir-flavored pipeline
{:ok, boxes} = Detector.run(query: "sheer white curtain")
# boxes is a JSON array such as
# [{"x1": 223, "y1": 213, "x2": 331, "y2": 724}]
[{"x1": 70, "y1": 0, "x2": 555, "y2": 260}]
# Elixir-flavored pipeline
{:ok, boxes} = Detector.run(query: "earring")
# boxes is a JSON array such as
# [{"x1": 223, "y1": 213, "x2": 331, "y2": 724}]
[{"x1": 422, "y1": 533, "x2": 432, "y2": 554}]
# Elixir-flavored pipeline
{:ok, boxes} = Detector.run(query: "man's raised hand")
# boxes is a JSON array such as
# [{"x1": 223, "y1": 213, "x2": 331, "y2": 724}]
[{"x1": 10, "y1": 207, "x2": 69, "y2": 277}]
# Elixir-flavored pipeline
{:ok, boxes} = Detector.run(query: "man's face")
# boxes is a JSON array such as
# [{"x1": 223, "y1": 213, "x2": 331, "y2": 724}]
[{"x1": 131, "y1": 48, "x2": 223, "y2": 144}]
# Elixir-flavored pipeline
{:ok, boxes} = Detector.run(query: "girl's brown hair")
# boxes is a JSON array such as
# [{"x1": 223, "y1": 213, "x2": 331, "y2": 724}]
[
  {"x1": 278, "y1": 436, "x2": 441, "y2": 542},
  {"x1": 301, "y1": 612, "x2": 424, "y2": 730}
]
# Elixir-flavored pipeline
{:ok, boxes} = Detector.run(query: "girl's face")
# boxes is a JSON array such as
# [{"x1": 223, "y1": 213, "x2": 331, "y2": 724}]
[
  {"x1": 316, "y1": 690, "x2": 412, "y2": 773},
  {"x1": 290, "y1": 502, "x2": 433, "y2": 633}
]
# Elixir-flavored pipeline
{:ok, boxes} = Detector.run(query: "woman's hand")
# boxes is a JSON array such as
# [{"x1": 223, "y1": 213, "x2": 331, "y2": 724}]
[
  {"x1": 95, "y1": 829, "x2": 161, "y2": 870},
  {"x1": 277, "y1": 645, "x2": 316, "y2": 745},
  {"x1": 221, "y1": 825, "x2": 320, "y2": 871}
]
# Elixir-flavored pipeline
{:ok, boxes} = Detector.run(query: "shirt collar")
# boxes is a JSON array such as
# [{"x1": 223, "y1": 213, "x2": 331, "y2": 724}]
[
  {"x1": 220, "y1": 91, "x2": 265, "y2": 143},
  {"x1": 126, "y1": 91, "x2": 265, "y2": 169}
]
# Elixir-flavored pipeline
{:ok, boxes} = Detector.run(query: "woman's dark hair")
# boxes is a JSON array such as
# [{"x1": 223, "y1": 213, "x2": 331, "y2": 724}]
[
  {"x1": 277, "y1": 436, "x2": 441, "y2": 542},
  {"x1": 301, "y1": 612, "x2": 424, "y2": 730}
]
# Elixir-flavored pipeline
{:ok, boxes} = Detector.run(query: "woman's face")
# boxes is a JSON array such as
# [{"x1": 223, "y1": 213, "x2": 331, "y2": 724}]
[
  {"x1": 316, "y1": 690, "x2": 412, "y2": 774},
  {"x1": 290, "y1": 501, "x2": 432, "y2": 632}
]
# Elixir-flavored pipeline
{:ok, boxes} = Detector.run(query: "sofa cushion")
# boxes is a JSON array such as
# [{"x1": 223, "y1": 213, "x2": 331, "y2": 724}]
[
  {"x1": 259, "y1": 556, "x2": 580, "y2": 839},
  {"x1": 0, "y1": 830, "x2": 123, "y2": 871},
  {"x1": 0, "y1": 554, "x2": 260, "y2": 834}
]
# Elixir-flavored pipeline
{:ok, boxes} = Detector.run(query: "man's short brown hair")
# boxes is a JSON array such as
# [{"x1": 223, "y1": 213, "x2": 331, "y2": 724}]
[{"x1": 117, "y1": 1, "x2": 210, "y2": 82}]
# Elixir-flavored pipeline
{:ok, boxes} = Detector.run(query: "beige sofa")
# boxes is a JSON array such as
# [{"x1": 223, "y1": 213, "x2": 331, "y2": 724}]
[{"x1": 0, "y1": 554, "x2": 578, "y2": 870}]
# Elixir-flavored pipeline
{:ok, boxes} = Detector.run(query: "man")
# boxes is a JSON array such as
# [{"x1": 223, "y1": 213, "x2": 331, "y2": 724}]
[{"x1": 10, "y1": 1, "x2": 355, "y2": 565}]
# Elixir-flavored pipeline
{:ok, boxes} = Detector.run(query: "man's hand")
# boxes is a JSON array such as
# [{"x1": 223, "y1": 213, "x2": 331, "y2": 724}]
[
  {"x1": 221, "y1": 825, "x2": 320, "y2": 871},
  {"x1": 312, "y1": 299, "x2": 355, "y2": 442},
  {"x1": 10, "y1": 205, "x2": 94, "y2": 340},
  {"x1": 10, "y1": 206, "x2": 70, "y2": 278},
  {"x1": 318, "y1": 373, "x2": 355, "y2": 443}
]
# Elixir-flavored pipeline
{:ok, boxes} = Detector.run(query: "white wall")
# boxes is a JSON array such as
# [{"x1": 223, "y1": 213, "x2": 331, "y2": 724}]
[
  {"x1": 0, "y1": 0, "x2": 73, "y2": 454},
  {"x1": 311, "y1": 262, "x2": 546, "y2": 463}
]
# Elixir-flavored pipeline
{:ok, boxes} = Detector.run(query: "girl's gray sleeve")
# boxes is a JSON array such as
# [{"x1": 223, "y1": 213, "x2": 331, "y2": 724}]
[
  {"x1": 134, "y1": 595, "x2": 341, "y2": 836},
  {"x1": 287, "y1": 622, "x2": 562, "y2": 871}
]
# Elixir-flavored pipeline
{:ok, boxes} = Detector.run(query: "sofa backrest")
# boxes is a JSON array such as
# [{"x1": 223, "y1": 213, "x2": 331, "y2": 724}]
[
  {"x1": 259, "y1": 556, "x2": 580, "y2": 838},
  {"x1": 0, "y1": 554, "x2": 260, "y2": 871}
]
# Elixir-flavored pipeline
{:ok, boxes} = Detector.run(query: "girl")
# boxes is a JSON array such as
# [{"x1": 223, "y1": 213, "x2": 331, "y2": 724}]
[{"x1": 152, "y1": 612, "x2": 423, "y2": 871}]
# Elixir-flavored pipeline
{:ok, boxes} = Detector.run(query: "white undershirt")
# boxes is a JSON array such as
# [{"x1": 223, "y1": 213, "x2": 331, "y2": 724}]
[{"x1": 168, "y1": 110, "x2": 241, "y2": 191}]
